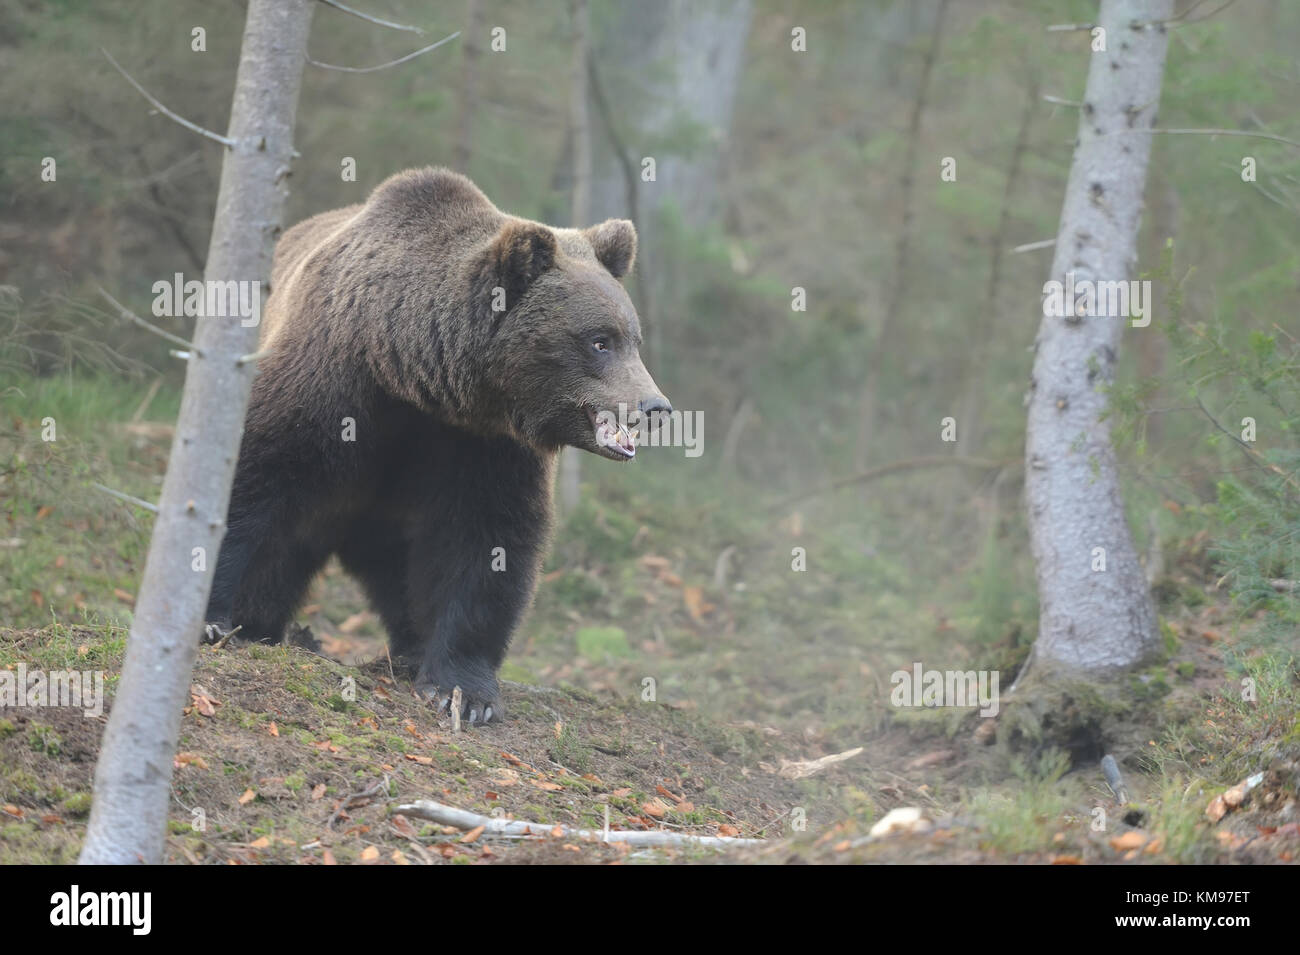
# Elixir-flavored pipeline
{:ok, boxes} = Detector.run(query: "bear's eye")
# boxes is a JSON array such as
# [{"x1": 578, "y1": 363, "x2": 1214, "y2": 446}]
[{"x1": 591, "y1": 338, "x2": 609, "y2": 353}]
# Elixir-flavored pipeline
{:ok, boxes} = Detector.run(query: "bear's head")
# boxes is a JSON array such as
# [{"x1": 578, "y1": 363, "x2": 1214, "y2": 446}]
[{"x1": 478, "y1": 216, "x2": 671, "y2": 462}]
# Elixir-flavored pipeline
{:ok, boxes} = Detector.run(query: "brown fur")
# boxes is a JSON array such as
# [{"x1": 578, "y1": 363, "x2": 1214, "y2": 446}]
[{"x1": 207, "y1": 168, "x2": 668, "y2": 725}]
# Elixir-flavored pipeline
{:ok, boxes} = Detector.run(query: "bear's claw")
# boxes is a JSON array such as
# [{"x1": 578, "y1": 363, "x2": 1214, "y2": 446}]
[{"x1": 417, "y1": 683, "x2": 503, "y2": 726}]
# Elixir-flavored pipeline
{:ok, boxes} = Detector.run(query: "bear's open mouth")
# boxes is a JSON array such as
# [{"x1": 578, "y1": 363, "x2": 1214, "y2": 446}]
[{"x1": 587, "y1": 407, "x2": 637, "y2": 459}]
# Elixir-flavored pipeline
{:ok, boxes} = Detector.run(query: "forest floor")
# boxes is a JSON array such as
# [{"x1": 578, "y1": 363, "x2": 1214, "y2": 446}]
[{"x1": 2, "y1": 375, "x2": 1299, "y2": 864}]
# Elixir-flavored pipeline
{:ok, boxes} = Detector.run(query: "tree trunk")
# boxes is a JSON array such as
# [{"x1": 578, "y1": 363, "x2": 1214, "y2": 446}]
[
  {"x1": 958, "y1": 77, "x2": 1037, "y2": 458},
  {"x1": 588, "y1": 0, "x2": 753, "y2": 363},
  {"x1": 1023, "y1": 0, "x2": 1169, "y2": 675},
  {"x1": 559, "y1": 0, "x2": 591, "y2": 515},
  {"x1": 79, "y1": 0, "x2": 314, "y2": 864},
  {"x1": 854, "y1": 0, "x2": 949, "y2": 470}
]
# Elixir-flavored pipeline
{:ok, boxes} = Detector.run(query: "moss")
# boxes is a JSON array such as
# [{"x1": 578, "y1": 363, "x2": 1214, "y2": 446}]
[{"x1": 60, "y1": 791, "x2": 92, "y2": 815}]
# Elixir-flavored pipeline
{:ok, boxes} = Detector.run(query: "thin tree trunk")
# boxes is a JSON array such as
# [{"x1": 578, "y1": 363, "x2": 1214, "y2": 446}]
[
  {"x1": 958, "y1": 77, "x2": 1037, "y2": 457},
  {"x1": 559, "y1": 0, "x2": 591, "y2": 515},
  {"x1": 1135, "y1": 173, "x2": 1179, "y2": 447},
  {"x1": 79, "y1": 0, "x2": 314, "y2": 864},
  {"x1": 855, "y1": 0, "x2": 949, "y2": 470},
  {"x1": 1023, "y1": 0, "x2": 1169, "y2": 675},
  {"x1": 454, "y1": 0, "x2": 481, "y2": 172}
]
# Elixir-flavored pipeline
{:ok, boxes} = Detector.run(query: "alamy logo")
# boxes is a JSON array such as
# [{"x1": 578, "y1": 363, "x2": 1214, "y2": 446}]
[
  {"x1": 152, "y1": 273, "x2": 262, "y2": 327},
  {"x1": 0, "y1": 664, "x2": 104, "y2": 717},
  {"x1": 595, "y1": 405, "x2": 703, "y2": 458},
  {"x1": 1042, "y1": 271, "x2": 1151, "y2": 328},
  {"x1": 49, "y1": 885, "x2": 151, "y2": 935},
  {"x1": 890, "y1": 663, "x2": 999, "y2": 717}
]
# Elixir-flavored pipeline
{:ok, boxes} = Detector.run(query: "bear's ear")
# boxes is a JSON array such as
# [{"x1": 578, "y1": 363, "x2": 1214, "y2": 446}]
[
  {"x1": 487, "y1": 220, "x2": 557, "y2": 304},
  {"x1": 585, "y1": 219, "x2": 637, "y2": 279}
]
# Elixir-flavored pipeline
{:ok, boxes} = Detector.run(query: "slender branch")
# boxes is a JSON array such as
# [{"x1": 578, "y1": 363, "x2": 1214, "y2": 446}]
[
  {"x1": 1194, "y1": 393, "x2": 1300, "y2": 496},
  {"x1": 1041, "y1": 94, "x2": 1082, "y2": 108},
  {"x1": 316, "y1": 0, "x2": 423, "y2": 34},
  {"x1": 1045, "y1": 22, "x2": 1094, "y2": 32},
  {"x1": 308, "y1": 30, "x2": 459, "y2": 73},
  {"x1": 1137, "y1": 0, "x2": 1238, "y2": 27},
  {"x1": 92, "y1": 483, "x2": 159, "y2": 514},
  {"x1": 1011, "y1": 238, "x2": 1056, "y2": 254},
  {"x1": 768, "y1": 456, "x2": 1013, "y2": 511},
  {"x1": 1105, "y1": 127, "x2": 1300, "y2": 149},
  {"x1": 393, "y1": 799, "x2": 763, "y2": 848},
  {"x1": 101, "y1": 49, "x2": 236, "y2": 147},
  {"x1": 96, "y1": 285, "x2": 202, "y2": 355},
  {"x1": 237, "y1": 347, "x2": 273, "y2": 365}
]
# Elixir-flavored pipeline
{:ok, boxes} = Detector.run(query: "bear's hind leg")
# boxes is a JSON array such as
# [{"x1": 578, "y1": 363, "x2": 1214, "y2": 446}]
[{"x1": 337, "y1": 518, "x2": 422, "y2": 654}]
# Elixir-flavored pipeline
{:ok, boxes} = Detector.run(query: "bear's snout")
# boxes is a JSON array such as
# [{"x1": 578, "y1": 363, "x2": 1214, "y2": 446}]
[{"x1": 638, "y1": 394, "x2": 673, "y2": 429}]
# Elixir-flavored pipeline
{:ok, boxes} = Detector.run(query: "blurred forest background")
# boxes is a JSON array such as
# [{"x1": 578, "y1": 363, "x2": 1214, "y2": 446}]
[{"x1": 1, "y1": 0, "x2": 1298, "y2": 748}]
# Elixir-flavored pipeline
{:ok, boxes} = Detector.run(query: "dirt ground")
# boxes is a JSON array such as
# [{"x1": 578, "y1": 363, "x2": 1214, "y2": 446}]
[{"x1": 2, "y1": 610, "x2": 1297, "y2": 865}]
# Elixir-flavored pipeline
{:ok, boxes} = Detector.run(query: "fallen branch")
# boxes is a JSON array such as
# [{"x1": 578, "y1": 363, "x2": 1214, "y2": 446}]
[
  {"x1": 768, "y1": 455, "x2": 1013, "y2": 510},
  {"x1": 1101, "y1": 754, "x2": 1130, "y2": 805},
  {"x1": 394, "y1": 799, "x2": 763, "y2": 848},
  {"x1": 329, "y1": 776, "x2": 390, "y2": 829}
]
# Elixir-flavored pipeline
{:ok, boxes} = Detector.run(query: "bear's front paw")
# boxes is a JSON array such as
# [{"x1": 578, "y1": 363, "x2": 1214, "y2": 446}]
[{"x1": 416, "y1": 682, "x2": 504, "y2": 726}]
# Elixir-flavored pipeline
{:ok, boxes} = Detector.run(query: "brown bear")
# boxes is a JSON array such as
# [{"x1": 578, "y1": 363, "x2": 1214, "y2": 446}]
[{"x1": 205, "y1": 167, "x2": 670, "y2": 725}]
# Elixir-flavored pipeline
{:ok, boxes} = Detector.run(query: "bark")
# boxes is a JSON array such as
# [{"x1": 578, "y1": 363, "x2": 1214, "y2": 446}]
[
  {"x1": 589, "y1": 0, "x2": 753, "y2": 362},
  {"x1": 1023, "y1": 0, "x2": 1170, "y2": 675},
  {"x1": 854, "y1": 0, "x2": 949, "y2": 470},
  {"x1": 79, "y1": 0, "x2": 314, "y2": 864},
  {"x1": 559, "y1": 0, "x2": 591, "y2": 515}
]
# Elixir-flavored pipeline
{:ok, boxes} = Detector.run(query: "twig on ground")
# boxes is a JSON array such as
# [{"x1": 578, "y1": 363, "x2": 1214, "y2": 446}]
[
  {"x1": 394, "y1": 799, "x2": 764, "y2": 848},
  {"x1": 328, "y1": 776, "x2": 390, "y2": 829}
]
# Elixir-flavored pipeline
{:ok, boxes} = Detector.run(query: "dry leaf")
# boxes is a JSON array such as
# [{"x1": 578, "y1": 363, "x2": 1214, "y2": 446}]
[
  {"x1": 238, "y1": 789, "x2": 256, "y2": 806},
  {"x1": 905, "y1": 750, "x2": 954, "y2": 771},
  {"x1": 249, "y1": 837, "x2": 270, "y2": 849},
  {"x1": 338, "y1": 611, "x2": 373, "y2": 634},
  {"x1": 777, "y1": 747, "x2": 864, "y2": 780},
  {"x1": 641, "y1": 798, "x2": 670, "y2": 818},
  {"x1": 310, "y1": 784, "x2": 327, "y2": 801},
  {"x1": 1109, "y1": 831, "x2": 1147, "y2": 851},
  {"x1": 267, "y1": 722, "x2": 279, "y2": 738},
  {"x1": 460, "y1": 825, "x2": 485, "y2": 844},
  {"x1": 683, "y1": 586, "x2": 714, "y2": 622},
  {"x1": 360, "y1": 846, "x2": 381, "y2": 863},
  {"x1": 174, "y1": 752, "x2": 209, "y2": 770}
]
